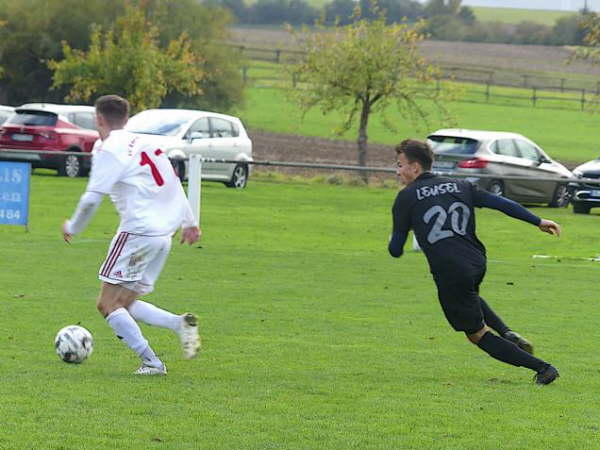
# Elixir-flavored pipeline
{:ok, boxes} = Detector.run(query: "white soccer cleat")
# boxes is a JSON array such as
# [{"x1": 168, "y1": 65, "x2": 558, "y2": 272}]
[
  {"x1": 133, "y1": 363, "x2": 167, "y2": 376},
  {"x1": 178, "y1": 312, "x2": 201, "y2": 359}
]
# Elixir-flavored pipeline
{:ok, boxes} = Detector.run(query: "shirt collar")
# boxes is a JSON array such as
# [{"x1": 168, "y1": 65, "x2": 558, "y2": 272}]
[{"x1": 416, "y1": 171, "x2": 434, "y2": 180}]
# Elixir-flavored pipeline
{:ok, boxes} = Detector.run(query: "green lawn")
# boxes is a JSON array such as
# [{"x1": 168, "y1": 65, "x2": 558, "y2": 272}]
[
  {"x1": 1, "y1": 174, "x2": 600, "y2": 448},
  {"x1": 471, "y1": 7, "x2": 575, "y2": 26},
  {"x1": 237, "y1": 86, "x2": 600, "y2": 164}
]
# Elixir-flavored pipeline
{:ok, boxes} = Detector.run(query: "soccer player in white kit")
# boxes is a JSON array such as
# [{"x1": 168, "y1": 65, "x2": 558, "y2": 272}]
[{"x1": 62, "y1": 95, "x2": 201, "y2": 375}]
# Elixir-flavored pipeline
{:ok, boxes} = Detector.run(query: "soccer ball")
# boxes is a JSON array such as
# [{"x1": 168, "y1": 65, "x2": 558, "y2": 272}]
[{"x1": 54, "y1": 325, "x2": 94, "y2": 364}]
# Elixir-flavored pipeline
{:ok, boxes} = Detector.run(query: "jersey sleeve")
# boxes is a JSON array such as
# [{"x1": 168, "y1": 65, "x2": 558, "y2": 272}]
[
  {"x1": 388, "y1": 192, "x2": 412, "y2": 258},
  {"x1": 472, "y1": 184, "x2": 541, "y2": 226},
  {"x1": 177, "y1": 183, "x2": 198, "y2": 228},
  {"x1": 86, "y1": 150, "x2": 127, "y2": 194},
  {"x1": 65, "y1": 191, "x2": 104, "y2": 235}
]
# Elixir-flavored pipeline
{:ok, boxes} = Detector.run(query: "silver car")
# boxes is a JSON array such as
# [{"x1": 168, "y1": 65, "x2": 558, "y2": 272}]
[
  {"x1": 125, "y1": 109, "x2": 253, "y2": 188},
  {"x1": 427, "y1": 129, "x2": 572, "y2": 207}
]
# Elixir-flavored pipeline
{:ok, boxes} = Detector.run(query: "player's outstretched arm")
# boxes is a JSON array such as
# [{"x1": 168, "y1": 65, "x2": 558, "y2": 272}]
[
  {"x1": 180, "y1": 226, "x2": 201, "y2": 245},
  {"x1": 62, "y1": 191, "x2": 104, "y2": 243},
  {"x1": 474, "y1": 189, "x2": 541, "y2": 226},
  {"x1": 538, "y1": 219, "x2": 561, "y2": 237},
  {"x1": 388, "y1": 230, "x2": 408, "y2": 257}
]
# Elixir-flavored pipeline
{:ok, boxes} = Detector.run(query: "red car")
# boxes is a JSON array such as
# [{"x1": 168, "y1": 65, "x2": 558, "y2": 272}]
[{"x1": 0, "y1": 103, "x2": 99, "y2": 177}]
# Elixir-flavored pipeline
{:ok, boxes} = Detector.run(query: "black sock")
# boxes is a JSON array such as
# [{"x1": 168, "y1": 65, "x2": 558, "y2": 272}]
[
  {"x1": 477, "y1": 332, "x2": 547, "y2": 372},
  {"x1": 480, "y1": 299, "x2": 510, "y2": 336}
]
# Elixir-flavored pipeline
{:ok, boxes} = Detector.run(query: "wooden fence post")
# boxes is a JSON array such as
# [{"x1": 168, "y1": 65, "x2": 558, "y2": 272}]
[
  {"x1": 242, "y1": 65, "x2": 248, "y2": 85},
  {"x1": 581, "y1": 89, "x2": 586, "y2": 111},
  {"x1": 485, "y1": 81, "x2": 490, "y2": 102},
  {"x1": 532, "y1": 87, "x2": 537, "y2": 107}
]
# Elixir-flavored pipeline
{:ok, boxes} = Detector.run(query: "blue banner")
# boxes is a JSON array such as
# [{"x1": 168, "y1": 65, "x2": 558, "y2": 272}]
[{"x1": 0, "y1": 161, "x2": 30, "y2": 226}]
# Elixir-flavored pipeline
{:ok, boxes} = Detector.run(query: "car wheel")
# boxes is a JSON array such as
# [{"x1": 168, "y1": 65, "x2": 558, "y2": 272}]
[
  {"x1": 573, "y1": 202, "x2": 591, "y2": 214},
  {"x1": 171, "y1": 159, "x2": 186, "y2": 183},
  {"x1": 488, "y1": 180, "x2": 504, "y2": 196},
  {"x1": 59, "y1": 153, "x2": 83, "y2": 178},
  {"x1": 225, "y1": 164, "x2": 248, "y2": 189},
  {"x1": 548, "y1": 184, "x2": 570, "y2": 208}
]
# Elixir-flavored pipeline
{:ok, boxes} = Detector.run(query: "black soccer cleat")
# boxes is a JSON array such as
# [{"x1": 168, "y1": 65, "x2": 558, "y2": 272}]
[
  {"x1": 503, "y1": 330, "x2": 534, "y2": 354},
  {"x1": 534, "y1": 365, "x2": 559, "y2": 385}
]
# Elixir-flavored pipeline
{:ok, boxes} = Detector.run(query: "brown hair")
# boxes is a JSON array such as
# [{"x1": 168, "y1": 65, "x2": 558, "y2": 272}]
[
  {"x1": 95, "y1": 95, "x2": 129, "y2": 127},
  {"x1": 395, "y1": 139, "x2": 433, "y2": 171}
]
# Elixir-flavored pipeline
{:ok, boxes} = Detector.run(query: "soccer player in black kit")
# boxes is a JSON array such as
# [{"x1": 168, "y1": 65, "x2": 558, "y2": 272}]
[{"x1": 389, "y1": 139, "x2": 560, "y2": 385}]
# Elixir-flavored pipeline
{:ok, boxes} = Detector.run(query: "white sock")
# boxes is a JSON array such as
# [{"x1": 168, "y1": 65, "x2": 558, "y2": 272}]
[
  {"x1": 106, "y1": 307, "x2": 162, "y2": 367},
  {"x1": 128, "y1": 300, "x2": 181, "y2": 331}
]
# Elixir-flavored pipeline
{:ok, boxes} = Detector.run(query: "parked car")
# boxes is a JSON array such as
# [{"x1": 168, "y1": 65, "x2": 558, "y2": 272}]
[
  {"x1": 0, "y1": 105, "x2": 15, "y2": 124},
  {"x1": 569, "y1": 159, "x2": 600, "y2": 214},
  {"x1": 427, "y1": 129, "x2": 572, "y2": 207},
  {"x1": 125, "y1": 109, "x2": 253, "y2": 188},
  {"x1": 0, "y1": 103, "x2": 99, "y2": 177}
]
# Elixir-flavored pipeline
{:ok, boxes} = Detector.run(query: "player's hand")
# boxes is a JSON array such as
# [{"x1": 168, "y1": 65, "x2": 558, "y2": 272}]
[
  {"x1": 62, "y1": 220, "x2": 73, "y2": 243},
  {"x1": 180, "y1": 226, "x2": 200, "y2": 245},
  {"x1": 539, "y1": 219, "x2": 561, "y2": 237}
]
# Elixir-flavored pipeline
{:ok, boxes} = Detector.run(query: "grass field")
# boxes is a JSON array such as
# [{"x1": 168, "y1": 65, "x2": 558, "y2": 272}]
[
  {"x1": 471, "y1": 7, "x2": 574, "y2": 26},
  {"x1": 236, "y1": 86, "x2": 600, "y2": 164},
  {"x1": 2, "y1": 174, "x2": 600, "y2": 448}
]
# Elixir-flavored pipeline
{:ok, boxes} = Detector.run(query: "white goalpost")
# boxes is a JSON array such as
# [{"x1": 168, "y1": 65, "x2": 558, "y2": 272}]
[{"x1": 186, "y1": 153, "x2": 202, "y2": 225}]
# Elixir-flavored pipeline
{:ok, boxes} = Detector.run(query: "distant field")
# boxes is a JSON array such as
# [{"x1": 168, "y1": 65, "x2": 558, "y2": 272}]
[
  {"x1": 236, "y1": 84, "x2": 600, "y2": 164},
  {"x1": 230, "y1": 27, "x2": 600, "y2": 84},
  {"x1": 471, "y1": 6, "x2": 575, "y2": 25}
]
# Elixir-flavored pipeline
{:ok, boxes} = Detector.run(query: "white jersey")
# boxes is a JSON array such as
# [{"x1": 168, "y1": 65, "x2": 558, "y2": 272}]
[{"x1": 86, "y1": 129, "x2": 195, "y2": 236}]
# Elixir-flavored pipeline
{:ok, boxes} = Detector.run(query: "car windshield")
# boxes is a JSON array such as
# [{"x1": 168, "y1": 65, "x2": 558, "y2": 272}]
[
  {"x1": 9, "y1": 110, "x2": 57, "y2": 126},
  {"x1": 427, "y1": 136, "x2": 479, "y2": 155},
  {"x1": 126, "y1": 110, "x2": 195, "y2": 137}
]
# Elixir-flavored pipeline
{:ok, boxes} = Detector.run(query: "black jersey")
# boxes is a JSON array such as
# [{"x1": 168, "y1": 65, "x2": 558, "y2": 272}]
[{"x1": 391, "y1": 172, "x2": 486, "y2": 275}]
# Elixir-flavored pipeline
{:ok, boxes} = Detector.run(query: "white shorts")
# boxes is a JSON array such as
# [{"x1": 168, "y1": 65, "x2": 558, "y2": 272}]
[{"x1": 98, "y1": 232, "x2": 172, "y2": 295}]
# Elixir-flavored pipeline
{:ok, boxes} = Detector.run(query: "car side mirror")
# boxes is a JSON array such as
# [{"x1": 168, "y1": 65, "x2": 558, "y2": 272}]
[{"x1": 539, "y1": 156, "x2": 551, "y2": 165}]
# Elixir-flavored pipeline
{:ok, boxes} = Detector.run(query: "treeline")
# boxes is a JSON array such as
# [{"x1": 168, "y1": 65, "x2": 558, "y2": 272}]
[
  {"x1": 0, "y1": 0, "x2": 244, "y2": 109},
  {"x1": 213, "y1": 0, "x2": 589, "y2": 46}
]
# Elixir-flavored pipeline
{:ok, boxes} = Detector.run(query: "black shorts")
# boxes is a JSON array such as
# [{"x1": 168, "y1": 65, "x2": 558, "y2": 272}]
[{"x1": 433, "y1": 269, "x2": 486, "y2": 335}]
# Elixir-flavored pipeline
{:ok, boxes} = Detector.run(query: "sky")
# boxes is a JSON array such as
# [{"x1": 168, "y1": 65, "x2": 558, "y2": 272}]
[{"x1": 419, "y1": 0, "x2": 600, "y2": 11}]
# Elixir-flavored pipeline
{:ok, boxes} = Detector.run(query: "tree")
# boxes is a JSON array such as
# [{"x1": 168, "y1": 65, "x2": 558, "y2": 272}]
[
  {"x1": 206, "y1": 0, "x2": 248, "y2": 22},
  {"x1": 0, "y1": 0, "x2": 244, "y2": 111},
  {"x1": 145, "y1": 0, "x2": 245, "y2": 111},
  {"x1": 573, "y1": 12, "x2": 600, "y2": 65},
  {"x1": 550, "y1": 14, "x2": 586, "y2": 46},
  {"x1": 424, "y1": 0, "x2": 461, "y2": 17},
  {"x1": 325, "y1": 0, "x2": 358, "y2": 25},
  {"x1": 49, "y1": 3, "x2": 203, "y2": 112},
  {"x1": 359, "y1": 0, "x2": 424, "y2": 23},
  {"x1": 288, "y1": 9, "x2": 449, "y2": 181},
  {"x1": 457, "y1": 6, "x2": 476, "y2": 25},
  {"x1": 248, "y1": 0, "x2": 319, "y2": 25},
  {"x1": 512, "y1": 21, "x2": 551, "y2": 45},
  {"x1": 0, "y1": 0, "x2": 125, "y2": 104}
]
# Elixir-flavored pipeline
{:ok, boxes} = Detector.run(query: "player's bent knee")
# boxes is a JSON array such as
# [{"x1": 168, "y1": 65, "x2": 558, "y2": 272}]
[
  {"x1": 96, "y1": 284, "x2": 132, "y2": 317},
  {"x1": 96, "y1": 299, "x2": 112, "y2": 317},
  {"x1": 466, "y1": 325, "x2": 490, "y2": 344}
]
